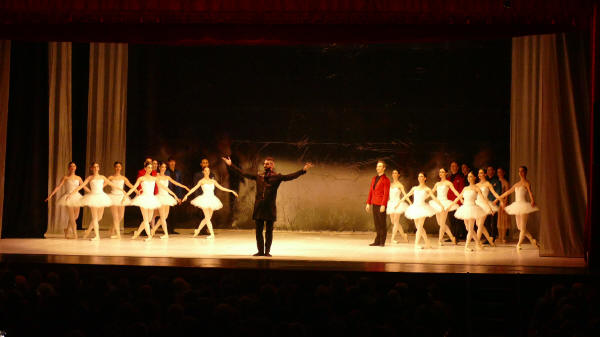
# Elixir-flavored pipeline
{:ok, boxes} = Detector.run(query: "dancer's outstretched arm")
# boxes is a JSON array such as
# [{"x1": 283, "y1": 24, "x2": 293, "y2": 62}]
[
  {"x1": 446, "y1": 189, "x2": 465, "y2": 211},
  {"x1": 102, "y1": 175, "x2": 126, "y2": 193},
  {"x1": 427, "y1": 187, "x2": 445, "y2": 209},
  {"x1": 213, "y1": 180, "x2": 239, "y2": 197},
  {"x1": 182, "y1": 181, "x2": 202, "y2": 202},
  {"x1": 156, "y1": 179, "x2": 180, "y2": 202},
  {"x1": 447, "y1": 181, "x2": 461, "y2": 201},
  {"x1": 399, "y1": 183, "x2": 412, "y2": 205},
  {"x1": 69, "y1": 175, "x2": 92, "y2": 196},
  {"x1": 165, "y1": 176, "x2": 190, "y2": 192},
  {"x1": 45, "y1": 176, "x2": 67, "y2": 202},
  {"x1": 399, "y1": 187, "x2": 415, "y2": 204},
  {"x1": 499, "y1": 183, "x2": 518, "y2": 200},
  {"x1": 125, "y1": 177, "x2": 143, "y2": 197}
]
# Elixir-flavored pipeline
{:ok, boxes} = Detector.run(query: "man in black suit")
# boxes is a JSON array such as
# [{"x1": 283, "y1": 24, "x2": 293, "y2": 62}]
[{"x1": 223, "y1": 156, "x2": 312, "y2": 257}]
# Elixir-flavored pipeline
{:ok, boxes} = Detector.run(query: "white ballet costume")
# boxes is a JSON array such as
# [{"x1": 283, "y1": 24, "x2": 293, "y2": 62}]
[
  {"x1": 79, "y1": 179, "x2": 112, "y2": 207},
  {"x1": 109, "y1": 179, "x2": 130, "y2": 206},
  {"x1": 505, "y1": 186, "x2": 539, "y2": 215},
  {"x1": 429, "y1": 184, "x2": 458, "y2": 213},
  {"x1": 404, "y1": 189, "x2": 436, "y2": 219},
  {"x1": 130, "y1": 181, "x2": 161, "y2": 209},
  {"x1": 57, "y1": 179, "x2": 83, "y2": 207},
  {"x1": 454, "y1": 189, "x2": 488, "y2": 220},
  {"x1": 475, "y1": 185, "x2": 499, "y2": 214},
  {"x1": 190, "y1": 184, "x2": 223, "y2": 210},
  {"x1": 386, "y1": 187, "x2": 409, "y2": 214},
  {"x1": 156, "y1": 179, "x2": 177, "y2": 206}
]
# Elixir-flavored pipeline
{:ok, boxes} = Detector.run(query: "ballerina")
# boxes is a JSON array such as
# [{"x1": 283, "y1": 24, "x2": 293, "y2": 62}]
[
  {"x1": 125, "y1": 161, "x2": 179, "y2": 241},
  {"x1": 475, "y1": 169, "x2": 502, "y2": 246},
  {"x1": 68, "y1": 162, "x2": 125, "y2": 241},
  {"x1": 182, "y1": 166, "x2": 238, "y2": 239},
  {"x1": 400, "y1": 172, "x2": 444, "y2": 249},
  {"x1": 150, "y1": 161, "x2": 189, "y2": 239},
  {"x1": 495, "y1": 167, "x2": 511, "y2": 243},
  {"x1": 387, "y1": 169, "x2": 411, "y2": 243},
  {"x1": 448, "y1": 172, "x2": 493, "y2": 251},
  {"x1": 430, "y1": 168, "x2": 461, "y2": 246},
  {"x1": 45, "y1": 162, "x2": 90, "y2": 239},
  {"x1": 498, "y1": 166, "x2": 539, "y2": 250},
  {"x1": 106, "y1": 161, "x2": 135, "y2": 239}
]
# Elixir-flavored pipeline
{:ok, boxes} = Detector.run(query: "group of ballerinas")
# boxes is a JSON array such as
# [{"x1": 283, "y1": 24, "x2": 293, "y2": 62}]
[
  {"x1": 385, "y1": 166, "x2": 539, "y2": 251},
  {"x1": 46, "y1": 160, "x2": 237, "y2": 241}
]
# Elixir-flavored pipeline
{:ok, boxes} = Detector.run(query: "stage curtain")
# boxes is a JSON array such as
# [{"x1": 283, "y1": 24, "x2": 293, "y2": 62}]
[
  {"x1": 84, "y1": 42, "x2": 127, "y2": 230},
  {"x1": 0, "y1": 40, "x2": 10, "y2": 238},
  {"x1": 47, "y1": 42, "x2": 72, "y2": 235},
  {"x1": 2, "y1": 42, "x2": 48, "y2": 238},
  {"x1": 511, "y1": 33, "x2": 590, "y2": 257}
]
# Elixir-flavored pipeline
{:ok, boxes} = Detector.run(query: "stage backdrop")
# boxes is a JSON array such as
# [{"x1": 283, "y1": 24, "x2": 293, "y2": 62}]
[{"x1": 126, "y1": 40, "x2": 511, "y2": 232}]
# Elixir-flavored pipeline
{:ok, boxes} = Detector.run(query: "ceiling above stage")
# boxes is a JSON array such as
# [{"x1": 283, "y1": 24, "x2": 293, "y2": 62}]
[{"x1": 0, "y1": 0, "x2": 595, "y2": 44}]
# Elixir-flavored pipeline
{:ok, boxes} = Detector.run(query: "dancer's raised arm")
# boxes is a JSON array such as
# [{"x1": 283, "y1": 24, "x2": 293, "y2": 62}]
[{"x1": 45, "y1": 176, "x2": 67, "y2": 202}]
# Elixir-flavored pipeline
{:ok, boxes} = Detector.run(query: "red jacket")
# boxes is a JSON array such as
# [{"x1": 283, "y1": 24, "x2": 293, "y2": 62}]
[
  {"x1": 366, "y1": 174, "x2": 390, "y2": 206},
  {"x1": 137, "y1": 169, "x2": 158, "y2": 194}
]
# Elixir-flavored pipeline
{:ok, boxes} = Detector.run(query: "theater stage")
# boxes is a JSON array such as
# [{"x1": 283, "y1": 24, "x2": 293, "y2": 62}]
[{"x1": 0, "y1": 229, "x2": 587, "y2": 274}]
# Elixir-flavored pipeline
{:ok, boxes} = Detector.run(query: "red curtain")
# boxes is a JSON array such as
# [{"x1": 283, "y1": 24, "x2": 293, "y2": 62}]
[{"x1": 0, "y1": 0, "x2": 595, "y2": 44}]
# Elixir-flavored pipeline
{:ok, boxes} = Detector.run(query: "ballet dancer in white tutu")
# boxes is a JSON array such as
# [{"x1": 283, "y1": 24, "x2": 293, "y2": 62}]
[
  {"x1": 498, "y1": 165, "x2": 539, "y2": 250},
  {"x1": 182, "y1": 166, "x2": 238, "y2": 239},
  {"x1": 475, "y1": 169, "x2": 502, "y2": 246},
  {"x1": 400, "y1": 172, "x2": 444, "y2": 249},
  {"x1": 430, "y1": 168, "x2": 461, "y2": 246},
  {"x1": 150, "y1": 161, "x2": 190, "y2": 239},
  {"x1": 106, "y1": 161, "x2": 135, "y2": 239},
  {"x1": 448, "y1": 172, "x2": 494, "y2": 251},
  {"x1": 387, "y1": 169, "x2": 411, "y2": 243},
  {"x1": 45, "y1": 161, "x2": 90, "y2": 239},
  {"x1": 68, "y1": 162, "x2": 125, "y2": 241},
  {"x1": 125, "y1": 161, "x2": 179, "y2": 241}
]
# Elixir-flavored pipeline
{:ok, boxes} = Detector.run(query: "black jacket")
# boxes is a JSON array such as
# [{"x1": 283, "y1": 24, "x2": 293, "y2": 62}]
[{"x1": 229, "y1": 164, "x2": 306, "y2": 221}]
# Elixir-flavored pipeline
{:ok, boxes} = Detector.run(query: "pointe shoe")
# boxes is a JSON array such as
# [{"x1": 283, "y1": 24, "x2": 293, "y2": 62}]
[
  {"x1": 464, "y1": 245, "x2": 473, "y2": 252},
  {"x1": 110, "y1": 234, "x2": 120, "y2": 239},
  {"x1": 476, "y1": 242, "x2": 484, "y2": 250},
  {"x1": 451, "y1": 237, "x2": 457, "y2": 245},
  {"x1": 64, "y1": 228, "x2": 69, "y2": 239},
  {"x1": 90, "y1": 236, "x2": 99, "y2": 241},
  {"x1": 193, "y1": 228, "x2": 200, "y2": 237},
  {"x1": 531, "y1": 239, "x2": 539, "y2": 248},
  {"x1": 132, "y1": 230, "x2": 140, "y2": 239},
  {"x1": 403, "y1": 234, "x2": 409, "y2": 242},
  {"x1": 516, "y1": 244, "x2": 522, "y2": 250},
  {"x1": 489, "y1": 238, "x2": 496, "y2": 247},
  {"x1": 415, "y1": 244, "x2": 424, "y2": 250},
  {"x1": 206, "y1": 235, "x2": 215, "y2": 240},
  {"x1": 392, "y1": 239, "x2": 399, "y2": 244},
  {"x1": 144, "y1": 235, "x2": 153, "y2": 242},
  {"x1": 160, "y1": 234, "x2": 169, "y2": 239},
  {"x1": 438, "y1": 240, "x2": 443, "y2": 246}
]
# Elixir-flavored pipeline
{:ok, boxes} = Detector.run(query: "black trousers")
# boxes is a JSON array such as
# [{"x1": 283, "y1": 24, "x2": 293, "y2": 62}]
[
  {"x1": 372, "y1": 205, "x2": 387, "y2": 245},
  {"x1": 485, "y1": 212, "x2": 498, "y2": 238},
  {"x1": 449, "y1": 210, "x2": 466, "y2": 239},
  {"x1": 255, "y1": 220, "x2": 274, "y2": 254}
]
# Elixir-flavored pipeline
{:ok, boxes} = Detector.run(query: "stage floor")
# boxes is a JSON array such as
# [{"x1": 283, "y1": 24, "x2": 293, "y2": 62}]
[{"x1": 0, "y1": 229, "x2": 587, "y2": 274}]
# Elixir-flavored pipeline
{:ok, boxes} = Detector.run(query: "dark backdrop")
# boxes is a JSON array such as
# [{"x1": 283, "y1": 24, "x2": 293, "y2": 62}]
[{"x1": 127, "y1": 40, "x2": 511, "y2": 231}]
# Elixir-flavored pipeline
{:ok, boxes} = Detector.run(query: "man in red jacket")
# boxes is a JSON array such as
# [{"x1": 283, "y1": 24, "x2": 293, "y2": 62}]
[{"x1": 365, "y1": 160, "x2": 391, "y2": 246}]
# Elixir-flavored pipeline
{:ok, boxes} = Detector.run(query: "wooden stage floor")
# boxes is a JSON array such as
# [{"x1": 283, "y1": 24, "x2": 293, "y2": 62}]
[{"x1": 0, "y1": 229, "x2": 587, "y2": 274}]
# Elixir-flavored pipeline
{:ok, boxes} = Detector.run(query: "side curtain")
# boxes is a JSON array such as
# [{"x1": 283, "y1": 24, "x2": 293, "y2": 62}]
[
  {"x1": 85, "y1": 43, "x2": 128, "y2": 229},
  {"x1": 511, "y1": 33, "x2": 589, "y2": 257},
  {"x1": 47, "y1": 41, "x2": 72, "y2": 235},
  {"x1": 0, "y1": 40, "x2": 10, "y2": 238}
]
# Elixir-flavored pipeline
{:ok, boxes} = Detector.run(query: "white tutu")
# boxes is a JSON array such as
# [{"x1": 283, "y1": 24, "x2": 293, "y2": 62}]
[
  {"x1": 505, "y1": 186, "x2": 539, "y2": 215},
  {"x1": 454, "y1": 189, "x2": 488, "y2": 220},
  {"x1": 190, "y1": 183, "x2": 223, "y2": 210},
  {"x1": 157, "y1": 194, "x2": 177, "y2": 206},
  {"x1": 57, "y1": 192, "x2": 82, "y2": 207},
  {"x1": 429, "y1": 199, "x2": 457, "y2": 213},
  {"x1": 387, "y1": 200, "x2": 408, "y2": 214},
  {"x1": 455, "y1": 204, "x2": 488, "y2": 220},
  {"x1": 190, "y1": 195, "x2": 223, "y2": 210},
  {"x1": 156, "y1": 179, "x2": 177, "y2": 206},
  {"x1": 404, "y1": 189, "x2": 436, "y2": 219},
  {"x1": 505, "y1": 201, "x2": 539, "y2": 215},
  {"x1": 80, "y1": 192, "x2": 112, "y2": 208},
  {"x1": 475, "y1": 199, "x2": 498, "y2": 214},
  {"x1": 130, "y1": 180, "x2": 161, "y2": 209},
  {"x1": 109, "y1": 193, "x2": 131, "y2": 206}
]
